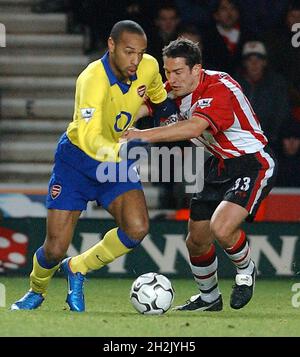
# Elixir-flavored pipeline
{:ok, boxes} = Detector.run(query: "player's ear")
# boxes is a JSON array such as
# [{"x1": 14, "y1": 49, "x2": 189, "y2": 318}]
[
  {"x1": 108, "y1": 37, "x2": 115, "y2": 53},
  {"x1": 192, "y1": 64, "x2": 202, "y2": 76}
]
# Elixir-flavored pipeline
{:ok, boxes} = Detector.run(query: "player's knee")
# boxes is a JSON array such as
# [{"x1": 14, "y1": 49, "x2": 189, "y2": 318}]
[
  {"x1": 124, "y1": 219, "x2": 149, "y2": 241},
  {"x1": 186, "y1": 234, "x2": 209, "y2": 255},
  {"x1": 186, "y1": 234, "x2": 199, "y2": 250},
  {"x1": 210, "y1": 220, "x2": 231, "y2": 244}
]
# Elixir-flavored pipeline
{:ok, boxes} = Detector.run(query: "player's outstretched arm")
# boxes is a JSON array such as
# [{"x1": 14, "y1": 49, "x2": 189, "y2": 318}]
[{"x1": 122, "y1": 116, "x2": 209, "y2": 143}]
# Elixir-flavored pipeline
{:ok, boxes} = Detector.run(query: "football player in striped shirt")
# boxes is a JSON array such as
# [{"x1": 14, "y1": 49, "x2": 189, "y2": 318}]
[{"x1": 123, "y1": 38, "x2": 277, "y2": 311}]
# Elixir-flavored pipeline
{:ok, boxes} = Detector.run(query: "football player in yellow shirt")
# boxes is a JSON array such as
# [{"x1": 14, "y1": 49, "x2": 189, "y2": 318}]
[{"x1": 11, "y1": 20, "x2": 173, "y2": 312}]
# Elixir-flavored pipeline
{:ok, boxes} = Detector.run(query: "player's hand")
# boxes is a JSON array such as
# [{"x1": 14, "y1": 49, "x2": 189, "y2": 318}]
[
  {"x1": 122, "y1": 127, "x2": 144, "y2": 140},
  {"x1": 119, "y1": 136, "x2": 149, "y2": 160}
]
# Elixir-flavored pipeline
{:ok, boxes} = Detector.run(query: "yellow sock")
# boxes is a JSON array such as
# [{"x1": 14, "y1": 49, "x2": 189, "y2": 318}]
[
  {"x1": 70, "y1": 228, "x2": 131, "y2": 274},
  {"x1": 30, "y1": 254, "x2": 60, "y2": 295}
]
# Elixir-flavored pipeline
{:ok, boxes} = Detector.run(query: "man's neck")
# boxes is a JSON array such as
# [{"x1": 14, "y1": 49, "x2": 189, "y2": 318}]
[
  {"x1": 108, "y1": 56, "x2": 128, "y2": 83},
  {"x1": 191, "y1": 70, "x2": 204, "y2": 92}
]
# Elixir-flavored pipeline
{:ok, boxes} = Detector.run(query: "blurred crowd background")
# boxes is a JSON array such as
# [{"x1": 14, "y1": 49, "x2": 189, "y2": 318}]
[{"x1": 1, "y1": 0, "x2": 300, "y2": 211}]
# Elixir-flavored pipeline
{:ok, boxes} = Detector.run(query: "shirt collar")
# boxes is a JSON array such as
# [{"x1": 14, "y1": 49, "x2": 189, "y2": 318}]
[{"x1": 101, "y1": 52, "x2": 137, "y2": 94}]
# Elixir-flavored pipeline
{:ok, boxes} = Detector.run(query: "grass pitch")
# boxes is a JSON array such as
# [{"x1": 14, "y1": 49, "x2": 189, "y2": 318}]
[{"x1": 0, "y1": 277, "x2": 299, "y2": 337}]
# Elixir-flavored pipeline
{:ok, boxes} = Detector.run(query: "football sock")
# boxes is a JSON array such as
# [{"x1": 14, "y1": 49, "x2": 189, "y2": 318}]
[
  {"x1": 30, "y1": 246, "x2": 60, "y2": 295},
  {"x1": 70, "y1": 228, "x2": 137, "y2": 274},
  {"x1": 225, "y1": 230, "x2": 254, "y2": 275},
  {"x1": 190, "y1": 244, "x2": 220, "y2": 303}
]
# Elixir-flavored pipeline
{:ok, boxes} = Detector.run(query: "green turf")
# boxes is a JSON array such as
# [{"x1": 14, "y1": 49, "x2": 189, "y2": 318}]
[{"x1": 0, "y1": 277, "x2": 299, "y2": 337}]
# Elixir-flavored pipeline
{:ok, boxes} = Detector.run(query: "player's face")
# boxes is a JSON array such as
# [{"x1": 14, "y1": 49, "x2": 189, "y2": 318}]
[
  {"x1": 163, "y1": 56, "x2": 201, "y2": 97},
  {"x1": 244, "y1": 55, "x2": 266, "y2": 81},
  {"x1": 156, "y1": 9, "x2": 180, "y2": 33},
  {"x1": 283, "y1": 137, "x2": 300, "y2": 155},
  {"x1": 108, "y1": 32, "x2": 147, "y2": 81}
]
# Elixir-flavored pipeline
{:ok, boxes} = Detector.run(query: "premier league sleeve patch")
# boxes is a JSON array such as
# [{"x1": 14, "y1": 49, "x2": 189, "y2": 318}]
[
  {"x1": 197, "y1": 98, "x2": 213, "y2": 109},
  {"x1": 50, "y1": 184, "x2": 62, "y2": 199},
  {"x1": 80, "y1": 108, "x2": 95, "y2": 122}
]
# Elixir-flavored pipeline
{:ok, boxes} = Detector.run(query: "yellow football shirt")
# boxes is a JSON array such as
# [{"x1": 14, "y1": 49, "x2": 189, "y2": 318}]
[{"x1": 67, "y1": 52, "x2": 167, "y2": 162}]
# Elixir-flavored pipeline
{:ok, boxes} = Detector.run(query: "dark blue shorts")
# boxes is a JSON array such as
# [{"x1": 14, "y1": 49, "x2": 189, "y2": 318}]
[{"x1": 46, "y1": 133, "x2": 143, "y2": 211}]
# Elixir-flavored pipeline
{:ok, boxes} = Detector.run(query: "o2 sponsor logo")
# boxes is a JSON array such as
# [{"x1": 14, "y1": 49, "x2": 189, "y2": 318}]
[{"x1": 114, "y1": 111, "x2": 132, "y2": 132}]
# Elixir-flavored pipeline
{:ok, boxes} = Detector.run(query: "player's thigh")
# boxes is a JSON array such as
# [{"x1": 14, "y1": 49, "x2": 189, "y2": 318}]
[
  {"x1": 210, "y1": 201, "x2": 248, "y2": 240},
  {"x1": 187, "y1": 219, "x2": 214, "y2": 255},
  {"x1": 108, "y1": 189, "x2": 149, "y2": 240},
  {"x1": 45, "y1": 209, "x2": 81, "y2": 254}
]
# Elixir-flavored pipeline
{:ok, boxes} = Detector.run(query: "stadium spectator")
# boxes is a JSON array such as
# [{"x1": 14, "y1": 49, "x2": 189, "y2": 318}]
[
  {"x1": 235, "y1": 41, "x2": 290, "y2": 151},
  {"x1": 11, "y1": 20, "x2": 175, "y2": 312},
  {"x1": 123, "y1": 38, "x2": 277, "y2": 311},
  {"x1": 147, "y1": 2, "x2": 181, "y2": 78},
  {"x1": 202, "y1": 0, "x2": 252, "y2": 75},
  {"x1": 276, "y1": 120, "x2": 300, "y2": 187}
]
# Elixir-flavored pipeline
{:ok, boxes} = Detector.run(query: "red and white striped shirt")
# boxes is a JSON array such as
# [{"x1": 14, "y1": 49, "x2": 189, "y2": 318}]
[{"x1": 166, "y1": 70, "x2": 268, "y2": 159}]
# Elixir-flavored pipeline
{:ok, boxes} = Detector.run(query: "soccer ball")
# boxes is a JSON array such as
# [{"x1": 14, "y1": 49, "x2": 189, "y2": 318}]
[{"x1": 130, "y1": 272, "x2": 175, "y2": 315}]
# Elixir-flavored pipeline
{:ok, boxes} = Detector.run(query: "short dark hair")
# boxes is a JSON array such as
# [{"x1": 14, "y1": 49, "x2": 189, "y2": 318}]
[
  {"x1": 162, "y1": 38, "x2": 202, "y2": 68},
  {"x1": 110, "y1": 20, "x2": 146, "y2": 43},
  {"x1": 213, "y1": 0, "x2": 240, "y2": 13}
]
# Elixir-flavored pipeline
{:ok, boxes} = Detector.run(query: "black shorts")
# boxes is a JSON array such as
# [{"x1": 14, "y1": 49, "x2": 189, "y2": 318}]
[{"x1": 190, "y1": 146, "x2": 277, "y2": 222}]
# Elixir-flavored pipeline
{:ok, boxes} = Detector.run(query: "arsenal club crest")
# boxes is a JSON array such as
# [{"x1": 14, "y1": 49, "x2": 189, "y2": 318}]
[
  {"x1": 51, "y1": 184, "x2": 62, "y2": 199},
  {"x1": 137, "y1": 85, "x2": 146, "y2": 97}
]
